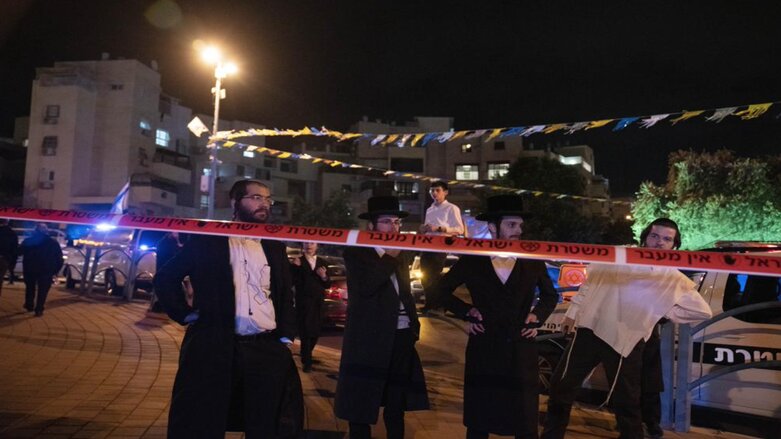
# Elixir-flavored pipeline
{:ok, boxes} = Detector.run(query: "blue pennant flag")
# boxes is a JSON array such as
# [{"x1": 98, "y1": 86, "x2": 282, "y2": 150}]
[
  {"x1": 421, "y1": 133, "x2": 438, "y2": 146},
  {"x1": 500, "y1": 127, "x2": 525, "y2": 138},
  {"x1": 612, "y1": 117, "x2": 640, "y2": 131}
]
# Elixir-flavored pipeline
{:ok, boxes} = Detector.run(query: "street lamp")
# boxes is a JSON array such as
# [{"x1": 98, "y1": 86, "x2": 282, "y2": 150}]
[{"x1": 201, "y1": 45, "x2": 238, "y2": 219}]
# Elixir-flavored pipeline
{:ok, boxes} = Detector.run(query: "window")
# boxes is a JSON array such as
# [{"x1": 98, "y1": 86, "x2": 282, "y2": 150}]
[
  {"x1": 155, "y1": 129, "x2": 170, "y2": 147},
  {"x1": 139, "y1": 119, "x2": 152, "y2": 136},
  {"x1": 243, "y1": 151, "x2": 255, "y2": 158},
  {"x1": 138, "y1": 147, "x2": 149, "y2": 166},
  {"x1": 494, "y1": 141, "x2": 506, "y2": 151},
  {"x1": 46, "y1": 105, "x2": 60, "y2": 117},
  {"x1": 722, "y1": 273, "x2": 781, "y2": 324},
  {"x1": 390, "y1": 158, "x2": 423, "y2": 172},
  {"x1": 394, "y1": 181, "x2": 419, "y2": 199},
  {"x1": 264, "y1": 157, "x2": 276, "y2": 168},
  {"x1": 255, "y1": 168, "x2": 270, "y2": 180},
  {"x1": 487, "y1": 162, "x2": 510, "y2": 180},
  {"x1": 236, "y1": 165, "x2": 245, "y2": 176},
  {"x1": 110, "y1": 83, "x2": 124, "y2": 90},
  {"x1": 41, "y1": 136, "x2": 58, "y2": 156},
  {"x1": 288, "y1": 180, "x2": 306, "y2": 198},
  {"x1": 39, "y1": 168, "x2": 54, "y2": 189},
  {"x1": 200, "y1": 195, "x2": 209, "y2": 209},
  {"x1": 456, "y1": 164, "x2": 479, "y2": 181},
  {"x1": 341, "y1": 184, "x2": 352, "y2": 193},
  {"x1": 280, "y1": 159, "x2": 297, "y2": 173},
  {"x1": 461, "y1": 143, "x2": 473, "y2": 153}
]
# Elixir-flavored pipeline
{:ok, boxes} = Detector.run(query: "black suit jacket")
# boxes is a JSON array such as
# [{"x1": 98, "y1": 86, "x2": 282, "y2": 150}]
[
  {"x1": 290, "y1": 255, "x2": 330, "y2": 335},
  {"x1": 154, "y1": 234, "x2": 295, "y2": 338},
  {"x1": 440, "y1": 255, "x2": 558, "y2": 339}
]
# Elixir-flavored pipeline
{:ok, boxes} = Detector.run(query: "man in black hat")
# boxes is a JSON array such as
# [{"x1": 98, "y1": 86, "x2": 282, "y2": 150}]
[
  {"x1": 439, "y1": 194, "x2": 558, "y2": 439},
  {"x1": 335, "y1": 196, "x2": 429, "y2": 439}
]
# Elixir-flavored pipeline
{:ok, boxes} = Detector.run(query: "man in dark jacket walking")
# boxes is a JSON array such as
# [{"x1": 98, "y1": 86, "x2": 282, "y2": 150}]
[
  {"x1": 335, "y1": 196, "x2": 429, "y2": 439},
  {"x1": 439, "y1": 195, "x2": 558, "y2": 439},
  {"x1": 21, "y1": 223, "x2": 63, "y2": 316},
  {"x1": 0, "y1": 219, "x2": 18, "y2": 297},
  {"x1": 290, "y1": 241, "x2": 329, "y2": 372},
  {"x1": 154, "y1": 179, "x2": 302, "y2": 438}
]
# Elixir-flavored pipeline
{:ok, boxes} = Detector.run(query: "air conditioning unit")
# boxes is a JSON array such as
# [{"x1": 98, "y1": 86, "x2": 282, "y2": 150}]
[{"x1": 43, "y1": 117, "x2": 58, "y2": 124}]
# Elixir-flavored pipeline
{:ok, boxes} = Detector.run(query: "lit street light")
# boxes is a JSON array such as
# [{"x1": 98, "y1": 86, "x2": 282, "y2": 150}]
[{"x1": 200, "y1": 45, "x2": 238, "y2": 219}]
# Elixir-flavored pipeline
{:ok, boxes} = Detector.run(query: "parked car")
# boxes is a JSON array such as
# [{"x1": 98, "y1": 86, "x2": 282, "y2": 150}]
[
  {"x1": 409, "y1": 254, "x2": 460, "y2": 302},
  {"x1": 320, "y1": 255, "x2": 347, "y2": 327},
  {"x1": 61, "y1": 227, "x2": 156, "y2": 296},
  {"x1": 536, "y1": 242, "x2": 781, "y2": 422}
]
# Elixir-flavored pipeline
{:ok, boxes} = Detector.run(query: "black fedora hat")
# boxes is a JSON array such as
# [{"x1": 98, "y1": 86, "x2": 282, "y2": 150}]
[
  {"x1": 358, "y1": 196, "x2": 409, "y2": 220},
  {"x1": 476, "y1": 194, "x2": 533, "y2": 221}
]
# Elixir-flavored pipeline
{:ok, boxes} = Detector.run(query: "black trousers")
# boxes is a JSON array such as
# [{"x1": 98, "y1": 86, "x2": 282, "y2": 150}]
[
  {"x1": 23, "y1": 274, "x2": 53, "y2": 313},
  {"x1": 420, "y1": 252, "x2": 447, "y2": 309},
  {"x1": 641, "y1": 325, "x2": 663, "y2": 428},
  {"x1": 349, "y1": 328, "x2": 415, "y2": 439},
  {"x1": 300, "y1": 335, "x2": 318, "y2": 366},
  {"x1": 542, "y1": 328, "x2": 645, "y2": 439}
]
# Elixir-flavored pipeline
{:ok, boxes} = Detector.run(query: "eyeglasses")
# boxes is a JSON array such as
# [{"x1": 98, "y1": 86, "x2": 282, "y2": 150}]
[
  {"x1": 242, "y1": 194, "x2": 275, "y2": 205},
  {"x1": 376, "y1": 219, "x2": 402, "y2": 226}
]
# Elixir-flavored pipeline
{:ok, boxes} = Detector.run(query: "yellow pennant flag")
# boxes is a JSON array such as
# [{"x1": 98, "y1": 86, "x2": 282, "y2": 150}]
[
  {"x1": 385, "y1": 134, "x2": 399, "y2": 144},
  {"x1": 222, "y1": 141, "x2": 236, "y2": 148},
  {"x1": 585, "y1": 119, "x2": 614, "y2": 130},
  {"x1": 543, "y1": 123, "x2": 568, "y2": 134},
  {"x1": 449, "y1": 131, "x2": 467, "y2": 142},
  {"x1": 484, "y1": 128, "x2": 503, "y2": 143},
  {"x1": 670, "y1": 110, "x2": 705, "y2": 124},
  {"x1": 410, "y1": 133, "x2": 425, "y2": 146},
  {"x1": 734, "y1": 103, "x2": 772, "y2": 120},
  {"x1": 340, "y1": 133, "x2": 363, "y2": 141},
  {"x1": 277, "y1": 152, "x2": 292, "y2": 159}
]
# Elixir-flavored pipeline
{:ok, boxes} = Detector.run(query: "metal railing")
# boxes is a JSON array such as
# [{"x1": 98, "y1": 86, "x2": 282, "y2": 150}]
[{"x1": 661, "y1": 302, "x2": 781, "y2": 431}]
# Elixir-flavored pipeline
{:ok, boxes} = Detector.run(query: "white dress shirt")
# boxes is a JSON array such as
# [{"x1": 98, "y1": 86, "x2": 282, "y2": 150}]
[
  {"x1": 424, "y1": 200, "x2": 466, "y2": 236},
  {"x1": 565, "y1": 263, "x2": 712, "y2": 357},
  {"x1": 229, "y1": 237, "x2": 276, "y2": 335},
  {"x1": 491, "y1": 256, "x2": 517, "y2": 284}
]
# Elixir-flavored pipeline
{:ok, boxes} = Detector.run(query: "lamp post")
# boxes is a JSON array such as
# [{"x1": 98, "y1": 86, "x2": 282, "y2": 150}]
[{"x1": 201, "y1": 46, "x2": 237, "y2": 219}]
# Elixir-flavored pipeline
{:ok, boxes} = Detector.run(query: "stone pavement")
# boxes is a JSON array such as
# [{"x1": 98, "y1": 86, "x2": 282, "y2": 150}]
[{"x1": 0, "y1": 284, "x2": 757, "y2": 438}]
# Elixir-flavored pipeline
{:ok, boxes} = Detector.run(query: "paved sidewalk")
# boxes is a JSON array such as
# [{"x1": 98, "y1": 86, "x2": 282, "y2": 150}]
[{"x1": 0, "y1": 284, "x2": 757, "y2": 438}]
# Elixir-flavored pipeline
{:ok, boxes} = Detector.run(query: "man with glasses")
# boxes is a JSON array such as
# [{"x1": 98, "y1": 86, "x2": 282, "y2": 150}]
[
  {"x1": 419, "y1": 181, "x2": 465, "y2": 313},
  {"x1": 335, "y1": 196, "x2": 429, "y2": 439},
  {"x1": 155, "y1": 179, "x2": 302, "y2": 438}
]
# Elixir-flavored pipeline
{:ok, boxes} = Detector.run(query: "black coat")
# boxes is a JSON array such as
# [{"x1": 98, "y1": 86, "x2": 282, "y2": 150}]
[
  {"x1": 334, "y1": 247, "x2": 429, "y2": 424},
  {"x1": 0, "y1": 225, "x2": 18, "y2": 264},
  {"x1": 153, "y1": 235, "x2": 298, "y2": 436},
  {"x1": 21, "y1": 233, "x2": 63, "y2": 277},
  {"x1": 440, "y1": 255, "x2": 558, "y2": 435},
  {"x1": 290, "y1": 255, "x2": 329, "y2": 337}
]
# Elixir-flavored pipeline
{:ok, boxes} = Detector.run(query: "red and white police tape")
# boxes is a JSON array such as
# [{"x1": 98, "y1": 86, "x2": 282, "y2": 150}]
[{"x1": 1, "y1": 206, "x2": 779, "y2": 276}]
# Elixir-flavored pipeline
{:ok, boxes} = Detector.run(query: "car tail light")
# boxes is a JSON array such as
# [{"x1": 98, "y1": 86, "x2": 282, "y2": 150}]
[{"x1": 326, "y1": 287, "x2": 345, "y2": 301}]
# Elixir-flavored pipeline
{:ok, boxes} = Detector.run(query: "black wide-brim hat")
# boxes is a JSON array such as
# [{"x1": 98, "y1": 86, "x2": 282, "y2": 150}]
[
  {"x1": 358, "y1": 196, "x2": 410, "y2": 220},
  {"x1": 475, "y1": 194, "x2": 533, "y2": 221}
]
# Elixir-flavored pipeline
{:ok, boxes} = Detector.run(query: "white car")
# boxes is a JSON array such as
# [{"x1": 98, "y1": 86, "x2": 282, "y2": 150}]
[{"x1": 62, "y1": 228, "x2": 157, "y2": 296}]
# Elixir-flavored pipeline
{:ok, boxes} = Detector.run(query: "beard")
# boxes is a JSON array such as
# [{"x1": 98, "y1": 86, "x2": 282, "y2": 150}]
[{"x1": 235, "y1": 205, "x2": 269, "y2": 223}]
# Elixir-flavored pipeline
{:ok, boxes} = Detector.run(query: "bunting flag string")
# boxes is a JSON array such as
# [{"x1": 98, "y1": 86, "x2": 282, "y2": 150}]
[
  {"x1": 212, "y1": 99, "x2": 779, "y2": 148},
  {"x1": 217, "y1": 140, "x2": 632, "y2": 206}
]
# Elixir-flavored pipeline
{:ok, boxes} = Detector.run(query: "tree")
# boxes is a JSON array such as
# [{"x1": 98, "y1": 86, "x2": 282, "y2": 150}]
[
  {"x1": 500, "y1": 157, "x2": 616, "y2": 243},
  {"x1": 290, "y1": 190, "x2": 358, "y2": 230},
  {"x1": 631, "y1": 150, "x2": 781, "y2": 250}
]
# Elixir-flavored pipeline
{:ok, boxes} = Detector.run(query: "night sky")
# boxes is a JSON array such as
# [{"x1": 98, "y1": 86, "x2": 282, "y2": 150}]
[{"x1": 2, "y1": 0, "x2": 780, "y2": 195}]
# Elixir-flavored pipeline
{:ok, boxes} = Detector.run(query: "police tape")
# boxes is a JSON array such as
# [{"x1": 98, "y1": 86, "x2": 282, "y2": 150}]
[{"x1": 1, "y1": 206, "x2": 779, "y2": 276}]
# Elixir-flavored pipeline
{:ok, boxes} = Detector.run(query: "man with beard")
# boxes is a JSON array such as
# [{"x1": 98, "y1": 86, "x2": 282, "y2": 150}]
[
  {"x1": 335, "y1": 196, "x2": 429, "y2": 439},
  {"x1": 438, "y1": 194, "x2": 558, "y2": 439},
  {"x1": 542, "y1": 218, "x2": 711, "y2": 439},
  {"x1": 155, "y1": 179, "x2": 302, "y2": 438}
]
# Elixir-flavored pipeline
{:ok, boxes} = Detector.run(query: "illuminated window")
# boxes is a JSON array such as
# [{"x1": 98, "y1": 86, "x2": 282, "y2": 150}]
[
  {"x1": 487, "y1": 162, "x2": 510, "y2": 180},
  {"x1": 243, "y1": 151, "x2": 255, "y2": 158},
  {"x1": 461, "y1": 143, "x2": 473, "y2": 153},
  {"x1": 455, "y1": 164, "x2": 479, "y2": 181},
  {"x1": 139, "y1": 120, "x2": 151, "y2": 136},
  {"x1": 155, "y1": 129, "x2": 170, "y2": 147}
]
